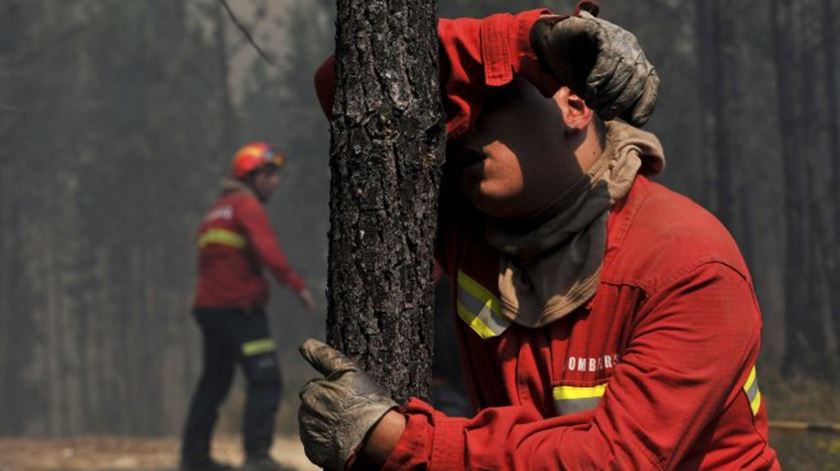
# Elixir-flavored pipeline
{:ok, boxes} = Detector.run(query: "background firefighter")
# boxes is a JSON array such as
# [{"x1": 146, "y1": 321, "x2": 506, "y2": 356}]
[{"x1": 181, "y1": 142, "x2": 316, "y2": 471}]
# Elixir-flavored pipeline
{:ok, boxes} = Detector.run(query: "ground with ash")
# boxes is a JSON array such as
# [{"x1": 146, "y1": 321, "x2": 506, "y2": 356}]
[{"x1": 0, "y1": 435, "x2": 316, "y2": 471}]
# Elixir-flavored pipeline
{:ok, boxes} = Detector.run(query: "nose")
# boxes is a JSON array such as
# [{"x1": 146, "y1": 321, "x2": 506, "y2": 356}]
[{"x1": 457, "y1": 147, "x2": 487, "y2": 169}]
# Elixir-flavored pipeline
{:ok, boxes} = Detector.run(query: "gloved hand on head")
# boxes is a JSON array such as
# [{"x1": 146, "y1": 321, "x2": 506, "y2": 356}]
[
  {"x1": 531, "y1": 10, "x2": 659, "y2": 127},
  {"x1": 297, "y1": 338, "x2": 398, "y2": 470}
]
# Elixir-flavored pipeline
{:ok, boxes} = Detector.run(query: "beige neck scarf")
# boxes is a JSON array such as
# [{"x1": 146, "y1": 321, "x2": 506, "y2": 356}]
[{"x1": 487, "y1": 120, "x2": 665, "y2": 328}]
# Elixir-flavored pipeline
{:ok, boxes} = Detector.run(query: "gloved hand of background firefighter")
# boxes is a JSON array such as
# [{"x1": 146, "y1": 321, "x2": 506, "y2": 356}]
[
  {"x1": 531, "y1": 11, "x2": 659, "y2": 126},
  {"x1": 297, "y1": 288, "x2": 316, "y2": 314},
  {"x1": 298, "y1": 338, "x2": 398, "y2": 470}
]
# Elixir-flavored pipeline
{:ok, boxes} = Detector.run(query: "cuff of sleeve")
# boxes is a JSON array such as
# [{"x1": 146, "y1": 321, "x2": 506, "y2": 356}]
[
  {"x1": 516, "y1": 9, "x2": 561, "y2": 97},
  {"x1": 288, "y1": 274, "x2": 307, "y2": 293},
  {"x1": 430, "y1": 405, "x2": 468, "y2": 469},
  {"x1": 382, "y1": 399, "x2": 433, "y2": 470},
  {"x1": 480, "y1": 9, "x2": 556, "y2": 93},
  {"x1": 382, "y1": 398, "x2": 468, "y2": 470},
  {"x1": 480, "y1": 12, "x2": 515, "y2": 86}
]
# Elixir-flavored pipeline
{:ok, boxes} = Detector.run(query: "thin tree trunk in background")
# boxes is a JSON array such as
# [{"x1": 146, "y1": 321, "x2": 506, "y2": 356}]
[
  {"x1": 327, "y1": 0, "x2": 444, "y2": 402},
  {"x1": 710, "y1": 0, "x2": 736, "y2": 232},
  {"x1": 214, "y1": 0, "x2": 236, "y2": 154},
  {"x1": 773, "y1": 0, "x2": 824, "y2": 376},
  {"x1": 694, "y1": 0, "x2": 752, "y2": 254},
  {"x1": 0, "y1": 41, "x2": 13, "y2": 415},
  {"x1": 43, "y1": 226, "x2": 64, "y2": 434},
  {"x1": 0, "y1": 165, "x2": 9, "y2": 411},
  {"x1": 693, "y1": 0, "x2": 714, "y2": 207},
  {"x1": 93, "y1": 249, "x2": 114, "y2": 434},
  {"x1": 796, "y1": 0, "x2": 837, "y2": 375},
  {"x1": 807, "y1": 167, "x2": 838, "y2": 374},
  {"x1": 821, "y1": 0, "x2": 840, "y2": 352}
]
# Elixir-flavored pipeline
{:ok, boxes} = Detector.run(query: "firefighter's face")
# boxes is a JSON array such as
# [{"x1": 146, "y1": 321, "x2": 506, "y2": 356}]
[
  {"x1": 252, "y1": 166, "x2": 281, "y2": 201},
  {"x1": 453, "y1": 80, "x2": 593, "y2": 219}
]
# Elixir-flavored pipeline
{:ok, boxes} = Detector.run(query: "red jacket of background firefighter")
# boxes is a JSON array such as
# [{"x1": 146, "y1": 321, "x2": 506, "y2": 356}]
[
  {"x1": 304, "y1": 4, "x2": 780, "y2": 470},
  {"x1": 194, "y1": 142, "x2": 312, "y2": 310}
]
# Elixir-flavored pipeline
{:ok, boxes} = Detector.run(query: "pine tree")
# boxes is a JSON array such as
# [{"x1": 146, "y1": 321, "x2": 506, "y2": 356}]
[{"x1": 327, "y1": 0, "x2": 445, "y2": 402}]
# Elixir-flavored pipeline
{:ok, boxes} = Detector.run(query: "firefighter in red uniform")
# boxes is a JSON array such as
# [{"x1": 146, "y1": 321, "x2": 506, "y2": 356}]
[
  {"x1": 181, "y1": 142, "x2": 316, "y2": 471},
  {"x1": 296, "y1": 3, "x2": 781, "y2": 470}
]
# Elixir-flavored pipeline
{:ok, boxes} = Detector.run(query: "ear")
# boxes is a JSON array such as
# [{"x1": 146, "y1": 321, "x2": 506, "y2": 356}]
[{"x1": 553, "y1": 86, "x2": 594, "y2": 136}]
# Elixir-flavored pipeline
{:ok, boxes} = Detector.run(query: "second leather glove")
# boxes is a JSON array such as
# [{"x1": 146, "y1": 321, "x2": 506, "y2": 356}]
[{"x1": 531, "y1": 11, "x2": 659, "y2": 126}]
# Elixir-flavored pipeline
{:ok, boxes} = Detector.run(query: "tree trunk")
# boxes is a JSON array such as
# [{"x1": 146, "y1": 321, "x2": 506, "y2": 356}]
[
  {"x1": 710, "y1": 1, "x2": 736, "y2": 232},
  {"x1": 773, "y1": 0, "x2": 825, "y2": 376},
  {"x1": 214, "y1": 0, "x2": 237, "y2": 153},
  {"x1": 794, "y1": 0, "x2": 838, "y2": 377},
  {"x1": 327, "y1": 0, "x2": 445, "y2": 402},
  {"x1": 695, "y1": 0, "x2": 740, "y2": 239},
  {"x1": 821, "y1": 0, "x2": 840, "y2": 359},
  {"x1": 693, "y1": 0, "x2": 714, "y2": 207}
]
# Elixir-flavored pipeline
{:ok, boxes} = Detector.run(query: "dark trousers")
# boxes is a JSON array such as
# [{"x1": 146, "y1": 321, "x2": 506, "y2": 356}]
[{"x1": 181, "y1": 307, "x2": 282, "y2": 463}]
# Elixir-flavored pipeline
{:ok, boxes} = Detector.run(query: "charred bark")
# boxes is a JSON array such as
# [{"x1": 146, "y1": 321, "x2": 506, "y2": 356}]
[{"x1": 327, "y1": 0, "x2": 445, "y2": 402}]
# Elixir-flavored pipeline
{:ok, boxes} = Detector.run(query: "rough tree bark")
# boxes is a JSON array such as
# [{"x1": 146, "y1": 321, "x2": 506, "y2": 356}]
[{"x1": 327, "y1": 0, "x2": 445, "y2": 402}]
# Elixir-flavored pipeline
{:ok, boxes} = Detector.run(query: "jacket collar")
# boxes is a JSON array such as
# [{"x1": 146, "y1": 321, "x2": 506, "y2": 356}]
[{"x1": 221, "y1": 177, "x2": 256, "y2": 197}]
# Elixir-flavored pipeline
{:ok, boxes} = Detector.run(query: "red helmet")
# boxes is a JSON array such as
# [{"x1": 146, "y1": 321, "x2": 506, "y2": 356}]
[{"x1": 231, "y1": 142, "x2": 285, "y2": 179}]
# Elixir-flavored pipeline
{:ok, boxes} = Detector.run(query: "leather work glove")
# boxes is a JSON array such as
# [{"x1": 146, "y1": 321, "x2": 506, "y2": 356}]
[
  {"x1": 298, "y1": 338, "x2": 398, "y2": 470},
  {"x1": 531, "y1": 11, "x2": 659, "y2": 126}
]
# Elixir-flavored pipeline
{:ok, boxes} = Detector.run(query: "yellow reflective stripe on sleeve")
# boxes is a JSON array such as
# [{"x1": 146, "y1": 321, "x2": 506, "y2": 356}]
[
  {"x1": 744, "y1": 366, "x2": 757, "y2": 391},
  {"x1": 457, "y1": 271, "x2": 502, "y2": 314},
  {"x1": 743, "y1": 366, "x2": 762, "y2": 416},
  {"x1": 457, "y1": 301, "x2": 499, "y2": 340},
  {"x1": 553, "y1": 384, "x2": 608, "y2": 400},
  {"x1": 198, "y1": 228, "x2": 247, "y2": 249},
  {"x1": 242, "y1": 338, "x2": 276, "y2": 356},
  {"x1": 750, "y1": 389, "x2": 762, "y2": 416},
  {"x1": 553, "y1": 384, "x2": 607, "y2": 415},
  {"x1": 456, "y1": 270, "x2": 511, "y2": 339}
]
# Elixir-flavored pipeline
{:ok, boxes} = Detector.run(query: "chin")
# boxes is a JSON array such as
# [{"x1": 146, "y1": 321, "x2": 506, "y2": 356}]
[
  {"x1": 469, "y1": 192, "x2": 518, "y2": 219},
  {"x1": 461, "y1": 176, "x2": 520, "y2": 218}
]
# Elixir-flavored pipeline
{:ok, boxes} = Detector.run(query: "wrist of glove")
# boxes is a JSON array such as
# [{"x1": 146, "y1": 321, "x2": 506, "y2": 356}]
[
  {"x1": 531, "y1": 11, "x2": 659, "y2": 126},
  {"x1": 298, "y1": 338, "x2": 398, "y2": 470}
]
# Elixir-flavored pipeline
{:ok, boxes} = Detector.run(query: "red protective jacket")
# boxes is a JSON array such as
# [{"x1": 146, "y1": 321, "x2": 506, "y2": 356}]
[
  {"x1": 314, "y1": 7, "x2": 779, "y2": 469},
  {"x1": 193, "y1": 186, "x2": 306, "y2": 309},
  {"x1": 384, "y1": 176, "x2": 779, "y2": 470}
]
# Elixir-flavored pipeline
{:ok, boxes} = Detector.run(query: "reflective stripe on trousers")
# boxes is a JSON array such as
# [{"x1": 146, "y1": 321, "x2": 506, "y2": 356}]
[{"x1": 242, "y1": 338, "x2": 277, "y2": 356}]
